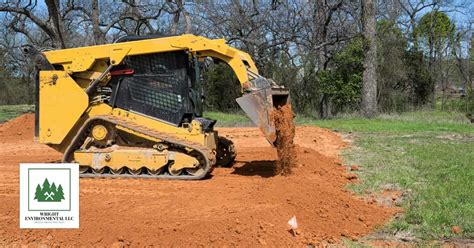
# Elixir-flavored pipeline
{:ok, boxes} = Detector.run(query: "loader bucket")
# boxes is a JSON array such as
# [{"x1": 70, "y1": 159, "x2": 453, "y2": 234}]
[{"x1": 236, "y1": 78, "x2": 290, "y2": 145}]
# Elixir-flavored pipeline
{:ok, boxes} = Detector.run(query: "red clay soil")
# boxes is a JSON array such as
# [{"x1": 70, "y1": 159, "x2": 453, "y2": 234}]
[
  {"x1": 0, "y1": 114, "x2": 397, "y2": 247},
  {"x1": 272, "y1": 104, "x2": 297, "y2": 175},
  {"x1": 0, "y1": 114, "x2": 36, "y2": 143}
]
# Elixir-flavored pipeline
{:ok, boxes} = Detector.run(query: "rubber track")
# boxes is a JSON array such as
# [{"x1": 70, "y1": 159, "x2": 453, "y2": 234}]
[{"x1": 63, "y1": 115, "x2": 215, "y2": 180}]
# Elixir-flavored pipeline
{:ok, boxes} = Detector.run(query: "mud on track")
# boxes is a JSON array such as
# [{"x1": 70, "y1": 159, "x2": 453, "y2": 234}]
[{"x1": 0, "y1": 114, "x2": 396, "y2": 247}]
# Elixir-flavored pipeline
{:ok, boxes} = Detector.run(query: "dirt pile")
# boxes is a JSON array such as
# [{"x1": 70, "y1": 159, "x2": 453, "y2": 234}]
[
  {"x1": 0, "y1": 114, "x2": 397, "y2": 246},
  {"x1": 272, "y1": 104, "x2": 296, "y2": 175},
  {"x1": 0, "y1": 114, "x2": 35, "y2": 143}
]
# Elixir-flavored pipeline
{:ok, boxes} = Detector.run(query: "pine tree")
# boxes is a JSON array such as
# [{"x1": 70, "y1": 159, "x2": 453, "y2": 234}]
[
  {"x1": 56, "y1": 184, "x2": 65, "y2": 201},
  {"x1": 50, "y1": 182, "x2": 59, "y2": 201},
  {"x1": 34, "y1": 184, "x2": 42, "y2": 200},
  {"x1": 42, "y1": 178, "x2": 50, "y2": 193},
  {"x1": 50, "y1": 182, "x2": 57, "y2": 193},
  {"x1": 38, "y1": 178, "x2": 54, "y2": 201}
]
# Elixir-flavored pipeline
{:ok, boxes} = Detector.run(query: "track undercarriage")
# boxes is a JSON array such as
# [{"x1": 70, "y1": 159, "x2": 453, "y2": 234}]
[{"x1": 64, "y1": 115, "x2": 234, "y2": 180}]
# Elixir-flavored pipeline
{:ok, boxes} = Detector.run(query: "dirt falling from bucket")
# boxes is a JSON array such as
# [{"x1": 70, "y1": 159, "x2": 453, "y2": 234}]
[{"x1": 272, "y1": 104, "x2": 296, "y2": 175}]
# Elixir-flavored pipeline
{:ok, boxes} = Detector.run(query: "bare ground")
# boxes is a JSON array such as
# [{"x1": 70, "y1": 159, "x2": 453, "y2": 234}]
[{"x1": 0, "y1": 114, "x2": 396, "y2": 247}]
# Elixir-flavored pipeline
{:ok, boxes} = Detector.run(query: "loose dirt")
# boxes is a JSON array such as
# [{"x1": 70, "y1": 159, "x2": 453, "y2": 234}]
[
  {"x1": 0, "y1": 114, "x2": 35, "y2": 143},
  {"x1": 0, "y1": 114, "x2": 397, "y2": 247},
  {"x1": 272, "y1": 104, "x2": 296, "y2": 175}
]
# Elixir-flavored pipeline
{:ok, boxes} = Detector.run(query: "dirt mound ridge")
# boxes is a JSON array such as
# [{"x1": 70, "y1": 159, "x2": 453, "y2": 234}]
[{"x1": 0, "y1": 114, "x2": 35, "y2": 143}]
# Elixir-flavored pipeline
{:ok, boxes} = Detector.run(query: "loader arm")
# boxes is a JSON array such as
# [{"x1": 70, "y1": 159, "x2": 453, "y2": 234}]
[
  {"x1": 43, "y1": 34, "x2": 257, "y2": 88},
  {"x1": 43, "y1": 34, "x2": 289, "y2": 144}
]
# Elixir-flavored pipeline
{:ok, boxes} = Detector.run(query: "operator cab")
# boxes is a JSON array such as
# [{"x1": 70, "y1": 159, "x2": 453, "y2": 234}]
[
  {"x1": 109, "y1": 51, "x2": 204, "y2": 126},
  {"x1": 106, "y1": 35, "x2": 206, "y2": 128}
]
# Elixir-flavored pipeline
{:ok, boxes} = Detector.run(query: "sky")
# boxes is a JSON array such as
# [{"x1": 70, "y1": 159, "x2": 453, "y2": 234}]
[{"x1": 416, "y1": 0, "x2": 473, "y2": 28}]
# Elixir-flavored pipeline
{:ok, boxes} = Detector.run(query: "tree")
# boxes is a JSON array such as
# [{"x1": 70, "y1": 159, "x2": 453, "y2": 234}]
[
  {"x1": 405, "y1": 49, "x2": 432, "y2": 107},
  {"x1": 57, "y1": 184, "x2": 65, "y2": 201},
  {"x1": 312, "y1": 0, "x2": 346, "y2": 118},
  {"x1": 0, "y1": 0, "x2": 67, "y2": 48},
  {"x1": 50, "y1": 182, "x2": 57, "y2": 195},
  {"x1": 376, "y1": 20, "x2": 409, "y2": 112},
  {"x1": 168, "y1": 0, "x2": 192, "y2": 34},
  {"x1": 202, "y1": 63, "x2": 241, "y2": 111},
  {"x1": 34, "y1": 184, "x2": 42, "y2": 200},
  {"x1": 417, "y1": 10, "x2": 456, "y2": 108},
  {"x1": 455, "y1": 35, "x2": 474, "y2": 117},
  {"x1": 42, "y1": 178, "x2": 50, "y2": 194},
  {"x1": 417, "y1": 11, "x2": 456, "y2": 53},
  {"x1": 361, "y1": 0, "x2": 377, "y2": 117},
  {"x1": 0, "y1": 0, "x2": 470, "y2": 117},
  {"x1": 397, "y1": 0, "x2": 436, "y2": 51},
  {"x1": 470, "y1": 37, "x2": 474, "y2": 117},
  {"x1": 318, "y1": 38, "x2": 364, "y2": 114},
  {"x1": 449, "y1": 10, "x2": 472, "y2": 107}
]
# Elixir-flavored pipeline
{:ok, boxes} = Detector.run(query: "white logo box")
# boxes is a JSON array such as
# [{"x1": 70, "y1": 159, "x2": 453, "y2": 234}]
[{"x1": 19, "y1": 163, "x2": 79, "y2": 229}]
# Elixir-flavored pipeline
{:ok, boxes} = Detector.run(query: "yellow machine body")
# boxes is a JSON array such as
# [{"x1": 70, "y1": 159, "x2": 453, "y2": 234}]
[
  {"x1": 30, "y1": 34, "x2": 289, "y2": 179},
  {"x1": 38, "y1": 71, "x2": 89, "y2": 144}
]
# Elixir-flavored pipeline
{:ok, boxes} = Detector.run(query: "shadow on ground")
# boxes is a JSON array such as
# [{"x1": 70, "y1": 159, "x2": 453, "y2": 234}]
[{"x1": 231, "y1": 160, "x2": 277, "y2": 178}]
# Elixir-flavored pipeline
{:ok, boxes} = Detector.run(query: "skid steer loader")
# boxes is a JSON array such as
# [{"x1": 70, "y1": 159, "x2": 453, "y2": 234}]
[{"x1": 24, "y1": 34, "x2": 289, "y2": 179}]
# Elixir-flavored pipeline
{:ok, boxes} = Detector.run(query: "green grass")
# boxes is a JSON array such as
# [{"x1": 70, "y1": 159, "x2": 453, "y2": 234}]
[
  {"x1": 306, "y1": 111, "x2": 474, "y2": 240},
  {"x1": 205, "y1": 111, "x2": 252, "y2": 127},
  {"x1": 0, "y1": 104, "x2": 34, "y2": 123},
  {"x1": 299, "y1": 111, "x2": 472, "y2": 134},
  {"x1": 347, "y1": 132, "x2": 472, "y2": 239}
]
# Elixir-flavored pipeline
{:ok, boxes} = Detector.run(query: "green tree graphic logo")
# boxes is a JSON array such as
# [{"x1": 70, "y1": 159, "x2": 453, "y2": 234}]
[{"x1": 34, "y1": 178, "x2": 65, "y2": 202}]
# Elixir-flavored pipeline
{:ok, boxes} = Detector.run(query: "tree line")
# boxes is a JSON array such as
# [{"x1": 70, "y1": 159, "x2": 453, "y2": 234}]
[{"x1": 0, "y1": 0, "x2": 472, "y2": 118}]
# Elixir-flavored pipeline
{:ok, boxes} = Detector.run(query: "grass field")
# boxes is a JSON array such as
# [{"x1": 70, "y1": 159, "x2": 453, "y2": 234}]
[
  {"x1": 0, "y1": 105, "x2": 34, "y2": 123},
  {"x1": 310, "y1": 111, "x2": 473, "y2": 241},
  {"x1": 2, "y1": 106, "x2": 472, "y2": 242},
  {"x1": 205, "y1": 111, "x2": 253, "y2": 127}
]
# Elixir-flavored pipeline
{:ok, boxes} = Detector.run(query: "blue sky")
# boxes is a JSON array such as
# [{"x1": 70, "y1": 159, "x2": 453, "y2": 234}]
[{"x1": 429, "y1": 0, "x2": 473, "y2": 26}]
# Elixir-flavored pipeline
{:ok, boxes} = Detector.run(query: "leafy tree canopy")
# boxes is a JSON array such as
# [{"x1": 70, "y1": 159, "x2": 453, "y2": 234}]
[{"x1": 416, "y1": 11, "x2": 456, "y2": 49}]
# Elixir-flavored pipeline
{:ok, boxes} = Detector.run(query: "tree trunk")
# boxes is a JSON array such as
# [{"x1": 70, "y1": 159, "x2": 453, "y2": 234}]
[
  {"x1": 314, "y1": 0, "x2": 329, "y2": 119},
  {"x1": 411, "y1": 15, "x2": 419, "y2": 51},
  {"x1": 45, "y1": 0, "x2": 66, "y2": 48},
  {"x1": 428, "y1": 10, "x2": 437, "y2": 109},
  {"x1": 176, "y1": 0, "x2": 192, "y2": 34},
  {"x1": 91, "y1": 0, "x2": 106, "y2": 45},
  {"x1": 361, "y1": 0, "x2": 377, "y2": 118},
  {"x1": 314, "y1": 0, "x2": 339, "y2": 119}
]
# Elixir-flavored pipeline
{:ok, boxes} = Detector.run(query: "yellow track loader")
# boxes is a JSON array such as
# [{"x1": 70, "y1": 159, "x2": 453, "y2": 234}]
[{"x1": 24, "y1": 34, "x2": 289, "y2": 179}]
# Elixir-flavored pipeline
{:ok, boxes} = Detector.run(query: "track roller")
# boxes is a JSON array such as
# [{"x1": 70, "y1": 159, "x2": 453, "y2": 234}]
[
  {"x1": 168, "y1": 163, "x2": 182, "y2": 176},
  {"x1": 92, "y1": 167, "x2": 106, "y2": 174},
  {"x1": 79, "y1": 166, "x2": 90, "y2": 174},
  {"x1": 110, "y1": 167, "x2": 124, "y2": 175},
  {"x1": 128, "y1": 167, "x2": 143, "y2": 175},
  {"x1": 147, "y1": 167, "x2": 163, "y2": 175}
]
